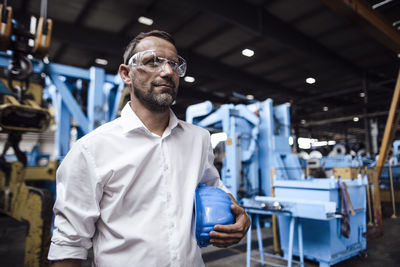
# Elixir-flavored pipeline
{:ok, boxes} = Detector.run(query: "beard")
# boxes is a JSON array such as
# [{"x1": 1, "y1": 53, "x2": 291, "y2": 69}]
[{"x1": 133, "y1": 80, "x2": 177, "y2": 113}]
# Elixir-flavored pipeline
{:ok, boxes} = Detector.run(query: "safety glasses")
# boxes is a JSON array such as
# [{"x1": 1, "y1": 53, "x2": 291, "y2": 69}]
[{"x1": 128, "y1": 50, "x2": 187, "y2": 77}]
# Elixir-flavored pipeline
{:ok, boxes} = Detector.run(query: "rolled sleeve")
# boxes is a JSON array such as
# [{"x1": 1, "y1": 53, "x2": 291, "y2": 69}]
[
  {"x1": 48, "y1": 141, "x2": 102, "y2": 261},
  {"x1": 48, "y1": 243, "x2": 88, "y2": 260}
]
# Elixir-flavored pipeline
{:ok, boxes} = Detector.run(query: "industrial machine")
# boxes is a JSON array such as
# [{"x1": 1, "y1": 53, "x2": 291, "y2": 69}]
[
  {"x1": 242, "y1": 196, "x2": 338, "y2": 267},
  {"x1": 376, "y1": 140, "x2": 400, "y2": 214},
  {"x1": 0, "y1": 59, "x2": 124, "y2": 266},
  {"x1": 186, "y1": 99, "x2": 302, "y2": 200},
  {"x1": 0, "y1": 62, "x2": 123, "y2": 266},
  {"x1": 273, "y1": 177, "x2": 367, "y2": 267},
  {"x1": 187, "y1": 99, "x2": 367, "y2": 266},
  {"x1": 0, "y1": 1, "x2": 56, "y2": 265},
  {"x1": 0, "y1": 0, "x2": 124, "y2": 265}
]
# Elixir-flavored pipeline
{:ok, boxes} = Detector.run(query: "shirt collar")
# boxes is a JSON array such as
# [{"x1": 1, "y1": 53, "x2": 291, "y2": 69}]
[
  {"x1": 120, "y1": 102, "x2": 181, "y2": 136},
  {"x1": 163, "y1": 108, "x2": 180, "y2": 137}
]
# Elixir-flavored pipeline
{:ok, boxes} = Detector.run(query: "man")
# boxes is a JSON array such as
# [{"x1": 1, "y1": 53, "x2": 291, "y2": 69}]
[{"x1": 48, "y1": 30, "x2": 250, "y2": 267}]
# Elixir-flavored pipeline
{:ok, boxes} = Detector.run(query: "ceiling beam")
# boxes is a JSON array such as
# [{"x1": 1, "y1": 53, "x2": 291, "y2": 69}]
[
  {"x1": 180, "y1": 50, "x2": 302, "y2": 99},
  {"x1": 118, "y1": 0, "x2": 161, "y2": 36},
  {"x1": 51, "y1": 20, "x2": 125, "y2": 56},
  {"x1": 169, "y1": 11, "x2": 202, "y2": 35},
  {"x1": 177, "y1": 84, "x2": 233, "y2": 104},
  {"x1": 299, "y1": 109, "x2": 393, "y2": 127},
  {"x1": 187, "y1": 0, "x2": 365, "y2": 76},
  {"x1": 47, "y1": 17, "x2": 304, "y2": 100},
  {"x1": 322, "y1": 0, "x2": 400, "y2": 54},
  {"x1": 215, "y1": 36, "x2": 259, "y2": 60},
  {"x1": 295, "y1": 93, "x2": 391, "y2": 114},
  {"x1": 74, "y1": 0, "x2": 97, "y2": 25},
  {"x1": 186, "y1": 23, "x2": 232, "y2": 50},
  {"x1": 53, "y1": 0, "x2": 98, "y2": 61}
]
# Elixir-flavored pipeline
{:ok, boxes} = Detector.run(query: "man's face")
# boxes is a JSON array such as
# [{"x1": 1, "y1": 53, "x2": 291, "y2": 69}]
[{"x1": 129, "y1": 37, "x2": 180, "y2": 112}]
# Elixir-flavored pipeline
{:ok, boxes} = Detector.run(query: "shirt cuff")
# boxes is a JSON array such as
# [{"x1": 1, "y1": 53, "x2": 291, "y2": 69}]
[{"x1": 48, "y1": 242, "x2": 88, "y2": 261}]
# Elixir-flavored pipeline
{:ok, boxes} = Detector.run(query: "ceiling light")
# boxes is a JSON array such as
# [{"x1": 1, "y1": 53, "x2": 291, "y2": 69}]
[
  {"x1": 360, "y1": 92, "x2": 365, "y2": 97},
  {"x1": 138, "y1": 16, "x2": 153, "y2": 26},
  {"x1": 246, "y1": 94, "x2": 254, "y2": 100},
  {"x1": 353, "y1": 117, "x2": 359, "y2": 122},
  {"x1": 184, "y1": 76, "x2": 195, "y2": 83},
  {"x1": 323, "y1": 106, "x2": 328, "y2": 111},
  {"x1": 314, "y1": 141, "x2": 328, "y2": 147},
  {"x1": 306, "y1": 77, "x2": 316, "y2": 84},
  {"x1": 95, "y1": 58, "x2": 108, "y2": 65},
  {"x1": 30, "y1": 16, "x2": 37, "y2": 34},
  {"x1": 242, "y1": 48, "x2": 254, "y2": 57},
  {"x1": 298, "y1": 137, "x2": 318, "y2": 150}
]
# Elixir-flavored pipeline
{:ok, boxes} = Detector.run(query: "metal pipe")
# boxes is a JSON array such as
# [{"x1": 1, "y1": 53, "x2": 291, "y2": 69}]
[
  {"x1": 365, "y1": 173, "x2": 374, "y2": 226},
  {"x1": 388, "y1": 163, "x2": 397, "y2": 218}
]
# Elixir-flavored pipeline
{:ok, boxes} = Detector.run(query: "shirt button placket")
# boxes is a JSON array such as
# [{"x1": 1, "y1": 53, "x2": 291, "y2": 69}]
[{"x1": 161, "y1": 139, "x2": 175, "y2": 265}]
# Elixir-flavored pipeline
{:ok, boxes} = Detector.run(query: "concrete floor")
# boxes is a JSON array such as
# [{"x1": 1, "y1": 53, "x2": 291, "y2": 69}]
[
  {"x1": 79, "y1": 207, "x2": 400, "y2": 267},
  {"x1": 202, "y1": 211, "x2": 400, "y2": 267}
]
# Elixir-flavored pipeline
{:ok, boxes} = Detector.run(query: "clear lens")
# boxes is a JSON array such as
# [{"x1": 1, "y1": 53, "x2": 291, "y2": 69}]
[{"x1": 128, "y1": 50, "x2": 187, "y2": 77}]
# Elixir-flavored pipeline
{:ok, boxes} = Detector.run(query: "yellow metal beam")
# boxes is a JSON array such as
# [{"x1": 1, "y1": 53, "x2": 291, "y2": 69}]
[
  {"x1": 24, "y1": 161, "x2": 57, "y2": 181},
  {"x1": 368, "y1": 69, "x2": 400, "y2": 232},
  {"x1": 376, "y1": 70, "x2": 400, "y2": 178},
  {"x1": 270, "y1": 168, "x2": 282, "y2": 255}
]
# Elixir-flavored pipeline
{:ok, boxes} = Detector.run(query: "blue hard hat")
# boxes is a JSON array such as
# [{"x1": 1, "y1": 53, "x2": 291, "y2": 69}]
[{"x1": 195, "y1": 184, "x2": 235, "y2": 247}]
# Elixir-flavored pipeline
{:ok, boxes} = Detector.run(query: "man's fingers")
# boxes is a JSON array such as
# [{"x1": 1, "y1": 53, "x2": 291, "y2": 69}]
[
  {"x1": 208, "y1": 203, "x2": 251, "y2": 248},
  {"x1": 213, "y1": 223, "x2": 241, "y2": 232},
  {"x1": 230, "y1": 204, "x2": 244, "y2": 216},
  {"x1": 213, "y1": 214, "x2": 249, "y2": 232},
  {"x1": 209, "y1": 230, "x2": 243, "y2": 239},
  {"x1": 210, "y1": 237, "x2": 241, "y2": 248}
]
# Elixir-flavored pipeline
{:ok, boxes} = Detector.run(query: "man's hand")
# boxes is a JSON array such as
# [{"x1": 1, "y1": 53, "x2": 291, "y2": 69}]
[{"x1": 209, "y1": 204, "x2": 250, "y2": 248}]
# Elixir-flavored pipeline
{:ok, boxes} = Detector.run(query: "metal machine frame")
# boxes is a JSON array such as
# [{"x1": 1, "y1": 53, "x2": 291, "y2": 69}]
[
  {"x1": 186, "y1": 99, "x2": 303, "y2": 200},
  {"x1": 187, "y1": 99, "x2": 367, "y2": 267},
  {"x1": 0, "y1": 52, "x2": 124, "y2": 159}
]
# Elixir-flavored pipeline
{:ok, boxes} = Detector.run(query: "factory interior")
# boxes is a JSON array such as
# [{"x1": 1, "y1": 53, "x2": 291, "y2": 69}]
[{"x1": 1, "y1": 0, "x2": 400, "y2": 266}]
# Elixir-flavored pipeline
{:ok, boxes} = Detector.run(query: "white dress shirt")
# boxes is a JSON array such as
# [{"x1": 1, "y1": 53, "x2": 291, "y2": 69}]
[{"x1": 48, "y1": 103, "x2": 228, "y2": 267}]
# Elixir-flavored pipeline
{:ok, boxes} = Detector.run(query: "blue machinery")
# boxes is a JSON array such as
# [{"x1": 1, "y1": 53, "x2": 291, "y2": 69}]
[
  {"x1": 187, "y1": 99, "x2": 367, "y2": 267},
  {"x1": 186, "y1": 99, "x2": 302, "y2": 200},
  {"x1": 0, "y1": 49, "x2": 125, "y2": 266},
  {"x1": 0, "y1": 6, "x2": 127, "y2": 265},
  {"x1": 0, "y1": 51, "x2": 125, "y2": 159}
]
